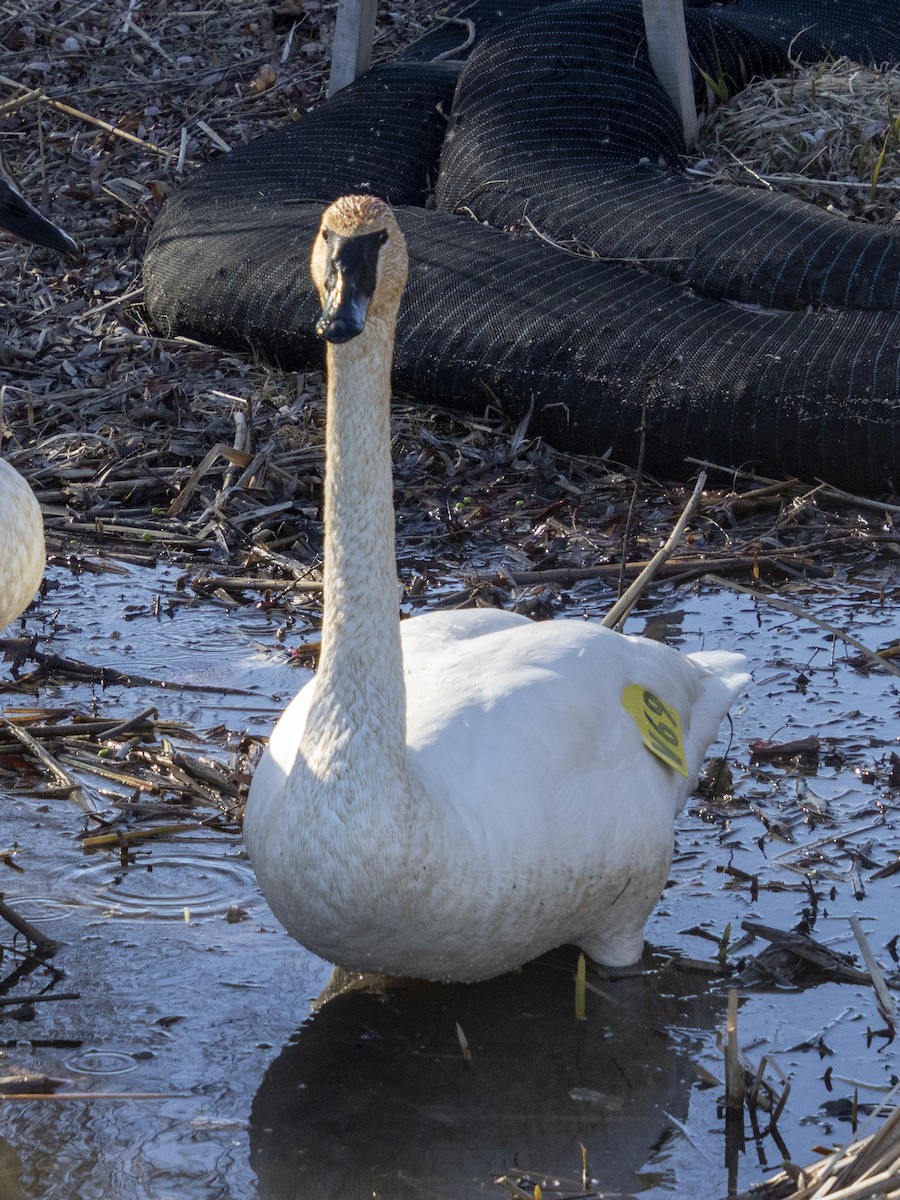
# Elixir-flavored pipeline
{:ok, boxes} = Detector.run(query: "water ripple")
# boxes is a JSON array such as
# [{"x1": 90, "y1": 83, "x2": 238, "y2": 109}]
[{"x1": 76, "y1": 848, "x2": 258, "y2": 920}]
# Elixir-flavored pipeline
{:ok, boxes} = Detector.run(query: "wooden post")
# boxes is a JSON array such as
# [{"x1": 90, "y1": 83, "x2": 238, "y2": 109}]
[
  {"x1": 328, "y1": 0, "x2": 379, "y2": 95},
  {"x1": 640, "y1": 0, "x2": 698, "y2": 150}
]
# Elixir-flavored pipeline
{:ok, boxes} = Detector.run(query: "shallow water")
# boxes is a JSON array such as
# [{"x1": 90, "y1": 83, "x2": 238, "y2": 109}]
[{"x1": 0, "y1": 559, "x2": 898, "y2": 1198}]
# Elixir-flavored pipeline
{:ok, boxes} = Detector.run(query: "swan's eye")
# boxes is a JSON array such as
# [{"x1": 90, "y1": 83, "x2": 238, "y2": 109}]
[
  {"x1": 378, "y1": 230, "x2": 388, "y2": 245},
  {"x1": 321, "y1": 228, "x2": 330, "y2": 243}
]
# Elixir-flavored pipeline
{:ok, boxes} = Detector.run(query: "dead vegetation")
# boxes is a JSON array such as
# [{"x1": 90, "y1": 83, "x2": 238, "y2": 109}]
[
  {"x1": 738, "y1": 1092, "x2": 900, "y2": 1200},
  {"x1": 692, "y1": 58, "x2": 900, "y2": 224}
]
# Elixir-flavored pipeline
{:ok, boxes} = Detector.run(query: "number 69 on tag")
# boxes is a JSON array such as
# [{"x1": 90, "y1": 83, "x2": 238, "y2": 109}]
[{"x1": 621, "y1": 685, "x2": 689, "y2": 777}]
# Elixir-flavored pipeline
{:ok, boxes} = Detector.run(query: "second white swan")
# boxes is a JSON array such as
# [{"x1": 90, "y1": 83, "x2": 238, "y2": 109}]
[{"x1": 0, "y1": 158, "x2": 74, "y2": 631}]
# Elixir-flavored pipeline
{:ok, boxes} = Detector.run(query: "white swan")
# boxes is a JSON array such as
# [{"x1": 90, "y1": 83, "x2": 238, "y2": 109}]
[
  {"x1": 243, "y1": 195, "x2": 749, "y2": 983},
  {"x1": 0, "y1": 156, "x2": 73, "y2": 630},
  {"x1": 0, "y1": 459, "x2": 44, "y2": 632}
]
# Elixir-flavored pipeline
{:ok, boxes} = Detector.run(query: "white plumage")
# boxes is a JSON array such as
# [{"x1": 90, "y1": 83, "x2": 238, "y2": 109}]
[
  {"x1": 244, "y1": 195, "x2": 749, "y2": 982},
  {"x1": 0, "y1": 156, "x2": 72, "y2": 632},
  {"x1": 0, "y1": 457, "x2": 44, "y2": 631}
]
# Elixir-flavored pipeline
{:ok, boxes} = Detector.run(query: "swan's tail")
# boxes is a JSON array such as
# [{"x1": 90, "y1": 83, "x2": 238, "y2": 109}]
[{"x1": 682, "y1": 650, "x2": 750, "y2": 785}]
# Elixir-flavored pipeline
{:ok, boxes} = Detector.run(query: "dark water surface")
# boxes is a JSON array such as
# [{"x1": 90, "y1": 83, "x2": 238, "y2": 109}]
[{"x1": 0, "y1": 561, "x2": 897, "y2": 1198}]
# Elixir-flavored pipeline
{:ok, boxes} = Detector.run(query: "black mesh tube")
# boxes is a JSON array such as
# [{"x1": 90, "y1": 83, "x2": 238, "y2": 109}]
[{"x1": 144, "y1": 0, "x2": 900, "y2": 488}]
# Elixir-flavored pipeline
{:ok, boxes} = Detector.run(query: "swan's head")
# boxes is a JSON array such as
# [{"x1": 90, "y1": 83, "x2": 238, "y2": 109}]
[
  {"x1": 311, "y1": 195, "x2": 408, "y2": 344},
  {"x1": 0, "y1": 152, "x2": 76, "y2": 255}
]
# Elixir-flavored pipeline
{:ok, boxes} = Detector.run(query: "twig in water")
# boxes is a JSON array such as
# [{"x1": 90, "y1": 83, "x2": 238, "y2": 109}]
[
  {"x1": 725, "y1": 988, "x2": 745, "y2": 1110},
  {"x1": 100, "y1": 707, "x2": 159, "y2": 740},
  {"x1": 81, "y1": 823, "x2": 202, "y2": 849},
  {"x1": 850, "y1": 915, "x2": 896, "y2": 1036},
  {"x1": 703, "y1": 575, "x2": 900, "y2": 680},
  {"x1": 602, "y1": 472, "x2": 707, "y2": 629},
  {"x1": 0, "y1": 1090, "x2": 192, "y2": 1100},
  {"x1": 0, "y1": 895, "x2": 61, "y2": 955},
  {"x1": 0, "y1": 718, "x2": 96, "y2": 812},
  {"x1": 0, "y1": 991, "x2": 78, "y2": 1006}
]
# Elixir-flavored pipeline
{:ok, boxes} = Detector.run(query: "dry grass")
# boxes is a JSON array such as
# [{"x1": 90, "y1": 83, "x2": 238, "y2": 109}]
[
  {"x1": 743, "y1": 1095, "x2": 900, "y2": 1200},
  {"x1": 693, "y1": 58, "x2": 900, "y2": 224}
]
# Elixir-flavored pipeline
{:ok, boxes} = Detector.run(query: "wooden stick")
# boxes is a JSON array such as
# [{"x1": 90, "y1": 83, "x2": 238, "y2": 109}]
[
  {"x1": 0, "y1": 714, "x2": 163, "y2": 743},
  {"x1": 0, "y1": 895, "x2": 61, "y2": 954},
  {"x1": 0, "y1": 718, "x2": 96, "y2": 812},
  {"x1": 705, "y1": 576, "x2": 900, "y2": 681},
  {"x1": 704, "y1": 575, "x2": 900, "y2": 680},
  {"x1": 641, "y1": 0, "x2": 698, "y2": 148},
  {"x1": 849, "y1": 915, "x2": 896, "y2": 1033},
  {"x1": 0, "y1": 991, "x2": 78, "y2": 1006},
  {"x1": 82, "y1": 823, "x2": 199, "y2": 849},
  {"x1": 724, "y1": 987, "x2": 745, "y2": 1109},
  {"x1": 815, "y1": 481, "x2": 900, "y2": 519},
  {"x1": 602, "y1": 471, "x2": 706, "y2": 628},
  {"x1": 327, "y1": 0, "x2": 378, "y2": 94},
  {"x1": 191, "y1": 574, "x2": 322, "y2": 592},
  {"x1": 0, "y1": 75, "x2": 177, "y2": 158},
  {"x1": 0, "y1": 1091, "x2": 190, "y2": 1100},
  {"x1": 100, "y1": 706, "x2": 159, "y2": 739}
]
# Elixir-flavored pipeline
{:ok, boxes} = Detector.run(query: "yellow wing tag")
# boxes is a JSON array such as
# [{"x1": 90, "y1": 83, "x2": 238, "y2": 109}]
[{"x1": 622, "y1": 685, "x2": 689, "y2": 777}]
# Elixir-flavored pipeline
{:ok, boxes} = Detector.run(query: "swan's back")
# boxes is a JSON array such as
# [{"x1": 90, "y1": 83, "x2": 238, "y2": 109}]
[
  {"x1": 246, "y1": 607, "x2": 747, "y2": 980},
  {"x1": 402, "y1": 610, "x2": 744, "y2": 804}
]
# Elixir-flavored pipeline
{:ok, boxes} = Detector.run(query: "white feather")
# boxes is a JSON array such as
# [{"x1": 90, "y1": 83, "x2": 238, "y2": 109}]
[{"x1": 0, "y1": 457, "x2": 44, "y2": 631}]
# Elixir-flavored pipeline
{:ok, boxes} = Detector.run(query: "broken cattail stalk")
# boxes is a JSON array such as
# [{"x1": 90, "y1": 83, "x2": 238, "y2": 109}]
[
  {"x1": 601, "y1": 470, "x2": 706, "y2": 629},
  {"x1": 849, "y1": 915, "x2": 896, "y2": 1035},
  {"x1": 455, "y1": 1021, "x2": 472, "y2": 1064},
  {"x1": 81, "y1": 823, "x2": 200, "y2": 849},
  {"x1": 0, "y1": 718, "x2": 96, "y2": 812},
  {"x1": 747, "y1": 1054, "x2": 768, "y2": 1112},
  {"x1": 725, "y1": 989, "x2": 745, "y2": 1110},
  {"x1": 575, "y1": 952, "x2": 586, "y2": 1021}
]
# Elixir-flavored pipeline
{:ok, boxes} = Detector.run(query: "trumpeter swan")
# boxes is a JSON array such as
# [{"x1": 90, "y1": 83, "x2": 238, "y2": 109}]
[
  {"x1": 243, "y1": 195, "x2": 749, "y2": 983},
  {"x1": 0, "y1": 155, "x2": 74, "y2": 630}
]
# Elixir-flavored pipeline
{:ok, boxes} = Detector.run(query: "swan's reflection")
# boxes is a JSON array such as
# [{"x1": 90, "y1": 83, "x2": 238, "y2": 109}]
[{"x1": 250, "y1": 951, "x2": 721, "y2": 1199}]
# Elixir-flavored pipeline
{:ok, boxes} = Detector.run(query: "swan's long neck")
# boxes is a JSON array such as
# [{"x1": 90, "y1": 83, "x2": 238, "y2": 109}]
[{"x1": 302, "y1": 316, "x2": 408, "y2": 773}]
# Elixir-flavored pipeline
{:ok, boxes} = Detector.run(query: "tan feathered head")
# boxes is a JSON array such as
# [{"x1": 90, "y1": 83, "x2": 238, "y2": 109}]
[{"x1": 311, "y1": 195, "x2": 408, "y2": 343}]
